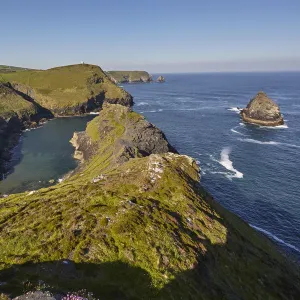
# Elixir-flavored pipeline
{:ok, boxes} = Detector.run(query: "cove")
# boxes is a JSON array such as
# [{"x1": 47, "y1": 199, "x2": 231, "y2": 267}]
[{"x1": 0, "y1": 115, "x2": 96, "y2": 194}]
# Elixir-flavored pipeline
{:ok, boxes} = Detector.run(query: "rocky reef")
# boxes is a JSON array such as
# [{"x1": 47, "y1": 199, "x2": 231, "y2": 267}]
[
  {"x1": 157, "y1": 75, "x2": 165, "y2": 83},
  {"x1": 241, "y1": 91, "x2": 284, "y2": 126},
  {"x1": 0, "y1": 99, "x2": 300, "y2": 298},
  {"x1": 107, "y1": 71, "x2": 152, "y2": 83}
]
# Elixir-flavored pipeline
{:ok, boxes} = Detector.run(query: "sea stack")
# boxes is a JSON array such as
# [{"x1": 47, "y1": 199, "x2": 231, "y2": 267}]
[
  {"x1": 157, "y1": 75, "x2": 165, "y2": 83},
  {"x1": 241, "y1": 91, "x2": 284, "y2": 126}
]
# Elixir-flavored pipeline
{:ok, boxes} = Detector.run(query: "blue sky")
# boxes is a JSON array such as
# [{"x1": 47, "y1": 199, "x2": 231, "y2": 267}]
[{"x1": 2, "y1": 0, "x2": 300, "y2": 72}]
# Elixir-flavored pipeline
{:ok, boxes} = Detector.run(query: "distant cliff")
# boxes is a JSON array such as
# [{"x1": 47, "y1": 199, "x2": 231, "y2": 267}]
[{"x1": 107, "y1": 71, "x2": 152, "y2": 83}]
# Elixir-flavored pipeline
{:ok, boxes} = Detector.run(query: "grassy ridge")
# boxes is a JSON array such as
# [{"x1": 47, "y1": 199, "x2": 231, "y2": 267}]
[
  {"x1": 0, "y1": 104, "x2": 299, "y2": 299},
  {"x1": 0, "y1": 64, "x2": 131, "y2": 114},
  {"x1": 0, "y1": 84, "x2": 37, "y2": 119}
]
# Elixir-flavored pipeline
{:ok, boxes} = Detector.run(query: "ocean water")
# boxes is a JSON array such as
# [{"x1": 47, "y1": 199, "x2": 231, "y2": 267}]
[
  {"x1": 1, "y1": 72, "x2": 300, "y2": 260},
  {"x1": 124, "y1": 72, "x2": 300, "y2": 259}
]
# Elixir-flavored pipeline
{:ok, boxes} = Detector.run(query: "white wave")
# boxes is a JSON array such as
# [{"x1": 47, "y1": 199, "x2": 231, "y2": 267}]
[
  {"x1": 250, "y1": 224, "x2": 300, "y2": 254},
  {"x1": 239, "y1": 122, "x2": 245, "y2": 126},
  {"x1": 238, "y1": 138, "x2": 300, "y2": 149},
  {"x1": 158, "y1": 109, "x2": 163, "y2": 112},
  {"x1": 238, "y1": 138, "x2": 279, "y2": 145},
  {"x1": 227, "y1": 107, "x2": 241, "y2": 113},
  {"x1": 136, "y1": 102, "x2": 149, "y2": 106},
  {"x1": 89, "y1": 112, "x2": 99, "y2": 115},
  {"x1": 259, "y1": 124, "x2": 289, "y2": 129},
  {"x1": 218, "y1": 147, "x2": 243, "y2": 179},
  {"x1": 230, "y1": 129, "x2": 245, "y2": 136}
]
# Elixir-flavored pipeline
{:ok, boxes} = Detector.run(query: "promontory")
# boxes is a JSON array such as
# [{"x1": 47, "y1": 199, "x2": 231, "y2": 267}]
[
  {"x1": 241, "y1": 91, "x2": 284, "y2": 126},
  {"x1": 0, "y1": 67, "x2": 299, "y2": 298}
]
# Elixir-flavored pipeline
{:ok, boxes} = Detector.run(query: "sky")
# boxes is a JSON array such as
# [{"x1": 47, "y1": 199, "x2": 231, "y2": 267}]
[{"x1": 1, "y1": 0, "x2": 300, "y2": 72}]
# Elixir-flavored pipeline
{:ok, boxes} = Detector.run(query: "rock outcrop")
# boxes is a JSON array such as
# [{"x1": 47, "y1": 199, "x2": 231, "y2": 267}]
[
  {"x1": 107, "y1": 71, "x2": 152, "y2": 83},
  {"x1": 241, "y1": 91, "x2": 284, "y2": 126},
  {"x1": 157, "y1": 75, "x2": 165, "y2": 83},
  {"x1": 0, "y1": 100, "x2": 300, "y2": 299}
]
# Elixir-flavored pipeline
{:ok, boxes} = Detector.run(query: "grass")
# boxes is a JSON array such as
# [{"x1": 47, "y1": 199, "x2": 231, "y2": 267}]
[
  {"x1": 0, "y1": 84, "x2": 37, "y2": 119},
  {"x1": 0, "y1": 104, "x2": 299, "y2": 299},
  {"x1": 0, "y1": 64, "x2": 131, "y2": 114}
]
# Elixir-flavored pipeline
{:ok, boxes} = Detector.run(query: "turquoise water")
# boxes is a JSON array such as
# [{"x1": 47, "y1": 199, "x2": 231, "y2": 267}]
[{"x1": 0, "y1": 115, "x2": 96, "y2": 194}]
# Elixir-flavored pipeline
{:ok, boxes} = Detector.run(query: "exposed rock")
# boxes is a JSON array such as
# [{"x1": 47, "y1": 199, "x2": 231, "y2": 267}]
[
  {"x1": 157, "y1": 75, "x2": 165, "y2": 83},
  {"x1": 241, "y1": 91, "x2": 284, "y2": 126}
]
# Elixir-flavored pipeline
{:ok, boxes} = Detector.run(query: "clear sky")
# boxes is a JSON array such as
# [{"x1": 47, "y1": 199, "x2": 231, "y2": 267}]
[{"x1": 2, "y1": 0, "x2": 300, "y2": 72}]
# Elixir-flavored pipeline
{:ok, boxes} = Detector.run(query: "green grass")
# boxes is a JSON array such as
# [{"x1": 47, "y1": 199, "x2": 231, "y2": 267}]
[
  {"x1": 0, "y1": 64, "x2": 131, "y2": 114},
  {"x1": 0, "y1": 104, "x2": 299, "y2": 299},
  {"x1": 0, "y1": 84, "x2": 37, "y2": 119}
]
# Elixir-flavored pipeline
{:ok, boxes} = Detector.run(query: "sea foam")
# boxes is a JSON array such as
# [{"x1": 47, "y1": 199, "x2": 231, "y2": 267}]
[
  {"x1": 227, "y1": 107, "x2": 241, "y2": 113},
  {"x1": 250, "y1": 224, "x2": 300, "y2": 254},
  {"x1": 218, "y1": 147, "x2": 243, "y2": 179},
  {"x1": 238, "y1": 138, "x2": 300, "y2": 149}
]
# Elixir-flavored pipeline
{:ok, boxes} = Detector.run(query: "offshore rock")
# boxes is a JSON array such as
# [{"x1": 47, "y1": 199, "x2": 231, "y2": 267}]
[
  {"x1": 241, "y1": 91, "x2": 284, "y2": 126},
  {"x1": 157, "y1": 75, "x2": 165, "y2": 83}
]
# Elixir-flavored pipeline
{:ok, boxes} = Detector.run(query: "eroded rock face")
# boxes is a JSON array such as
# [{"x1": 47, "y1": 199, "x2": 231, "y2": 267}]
[
  {"x1": 241, "y1": 91, "x2": 284, "y2": 126},
  {"x1": 157, "y1": 75, "x2": 165, "y2": 83}
]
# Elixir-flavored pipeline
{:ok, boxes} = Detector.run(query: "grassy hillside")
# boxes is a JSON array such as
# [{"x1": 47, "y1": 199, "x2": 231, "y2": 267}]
[
  {"x1": 0, "y1": 104, "x2": 299, "y2": 299},
  {"x1": 0, "y1": 83, "x2": 37, "y2": 119},
  {"x1": 107, "y1": 70, "x2": 152, "y2": 83},
  {"x1": 0, "y1": 64, "x2": 132, "y2": 115}
]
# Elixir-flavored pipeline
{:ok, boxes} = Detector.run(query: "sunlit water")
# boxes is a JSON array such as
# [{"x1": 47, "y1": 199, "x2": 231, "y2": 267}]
[{"x1": 1, "y1": 72, "x2": 300, "y2": 260}]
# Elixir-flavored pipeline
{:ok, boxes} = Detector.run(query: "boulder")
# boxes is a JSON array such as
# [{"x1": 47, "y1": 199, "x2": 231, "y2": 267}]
[{"x1": 241, "y1": 91, "x2": 284, "y2": 126}]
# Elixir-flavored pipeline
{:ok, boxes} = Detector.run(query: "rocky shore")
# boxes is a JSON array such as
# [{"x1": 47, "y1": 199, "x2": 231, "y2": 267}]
[{"x1": 241, "y1": 91, "x2": 284, "y2": 126}]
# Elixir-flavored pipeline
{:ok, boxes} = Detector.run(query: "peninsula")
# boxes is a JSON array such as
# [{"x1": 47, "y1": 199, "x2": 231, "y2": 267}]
[{"x1": 0, "y1": 65, "x2": 299, "y2": 298}]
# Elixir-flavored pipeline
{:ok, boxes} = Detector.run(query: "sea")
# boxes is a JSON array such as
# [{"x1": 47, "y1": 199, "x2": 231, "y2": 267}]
[{"x1": 1, "y1": 72, "x2": 299, "y2": 260}]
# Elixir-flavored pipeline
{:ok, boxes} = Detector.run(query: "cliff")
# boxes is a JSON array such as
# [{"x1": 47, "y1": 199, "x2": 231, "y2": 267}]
[
  {"x1": 107, "y1": 71, "x2": 152, "y2": 83},
  {"x1": 1, "y1": 64, "x2": 133, "y2": 116},
  {"x1": 0, "y1": 103, "x2": 299, "y2": 299},
  {"x1": 241, "y1": 91, "x2": 284, "y2": 126}
]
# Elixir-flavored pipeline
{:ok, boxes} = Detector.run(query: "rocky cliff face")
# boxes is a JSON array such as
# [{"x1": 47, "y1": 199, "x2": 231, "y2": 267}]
[
  {"x1": 0, "y1": 101, "x2": 299, "y2": 299},
  {"x1": 241, "y1": 91, "x2": 284, "y2": 126}
]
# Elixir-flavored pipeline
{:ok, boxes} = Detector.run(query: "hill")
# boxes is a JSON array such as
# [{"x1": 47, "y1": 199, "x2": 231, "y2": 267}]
[{"x1": 0, "y1": 64, "x2": 133, "y2": 115}]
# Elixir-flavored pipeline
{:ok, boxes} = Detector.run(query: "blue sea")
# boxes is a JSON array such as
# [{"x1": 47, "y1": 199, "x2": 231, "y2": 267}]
[{"x1": 1, "y1": 72, "x2": 300, "y2": 260}]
